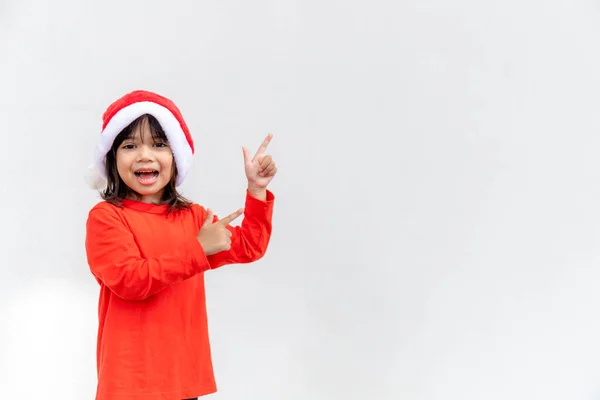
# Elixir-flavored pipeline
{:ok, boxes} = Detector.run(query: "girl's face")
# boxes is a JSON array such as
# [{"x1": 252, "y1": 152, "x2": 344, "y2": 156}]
[{"x1": 115, "y1": 119, "x2": 174, "y2": 204}]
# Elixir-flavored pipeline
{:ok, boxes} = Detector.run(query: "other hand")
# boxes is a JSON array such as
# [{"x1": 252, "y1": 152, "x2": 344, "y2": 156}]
[
  {"x1": 243, "y1": 133, "x2": 277, "y2": 189},
  {"x1": 197, "y1": 208, "x2": 243, "y2": 255}
]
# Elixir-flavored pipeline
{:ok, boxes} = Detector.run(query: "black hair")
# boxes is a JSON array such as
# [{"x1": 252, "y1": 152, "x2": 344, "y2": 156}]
[{"x1": 101, "y1": 114, "x2": 191, "y2": 213}]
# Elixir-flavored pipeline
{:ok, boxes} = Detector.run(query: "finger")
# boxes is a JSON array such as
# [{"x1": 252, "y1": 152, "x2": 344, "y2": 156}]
[
  {"x1": 203, "y1": 209, "x2": 214, "y2": 227},
  {"x1": 242, "y1": 146, "x2": 252, "y2": 165},
  {"x1": 218, "y1": 208, "x2": 244, "y2": 226},
  {"x1": 253, "y1": 133, "x2": 273, "y2": 161},
  {"x1": 225, "y1": 229, "x2": 232, "y2": 238},
  {"x1": 260, "y1": 162, "x2": 276, "y2": 176},
  {"x1": 258, "y1": 155, "x2": 272, "y2": 171}
]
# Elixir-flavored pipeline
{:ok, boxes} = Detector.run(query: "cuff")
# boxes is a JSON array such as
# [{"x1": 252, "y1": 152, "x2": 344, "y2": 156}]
[{"x1": 245, "y1": 189, "x2": 275, "y2": 215}]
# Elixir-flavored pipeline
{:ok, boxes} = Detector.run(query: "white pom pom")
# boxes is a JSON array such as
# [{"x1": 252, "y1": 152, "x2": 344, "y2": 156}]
[{"x1": 84, "y1": 163, "x2": 106, "y2": 190}]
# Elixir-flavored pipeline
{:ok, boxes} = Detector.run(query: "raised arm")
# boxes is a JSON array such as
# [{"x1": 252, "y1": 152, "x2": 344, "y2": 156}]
[
  {"x1": 201, "y1": 134, "x2": 277, "y2": 268},
  {"x1": 201, "y1": 190, "x2": 274, "y2": 269}
]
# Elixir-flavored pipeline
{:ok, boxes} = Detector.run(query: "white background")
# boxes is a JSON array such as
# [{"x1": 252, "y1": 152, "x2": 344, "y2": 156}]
[{"x1": 1, "y1": 0, "x2": 600, "y2": 399}]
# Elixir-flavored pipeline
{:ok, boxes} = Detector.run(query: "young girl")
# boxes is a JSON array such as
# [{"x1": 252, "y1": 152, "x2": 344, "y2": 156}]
[{"x1": 84, "y1": 90, "x2": 276, "y2": 400}]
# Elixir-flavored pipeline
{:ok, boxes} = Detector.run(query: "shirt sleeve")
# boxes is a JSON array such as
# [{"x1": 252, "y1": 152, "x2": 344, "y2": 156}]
[
  {"x1": 85, "y1": 206, "x2": 211, "y2": 301},
  {"x1": 205, "y1": 190, "x2": 275, "y2": 269}
]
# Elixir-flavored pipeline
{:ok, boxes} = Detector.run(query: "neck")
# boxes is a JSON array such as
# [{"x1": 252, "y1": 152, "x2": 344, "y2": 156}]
[{"x1": 128, "y1": 190, "x2": 164, "y2": 204}]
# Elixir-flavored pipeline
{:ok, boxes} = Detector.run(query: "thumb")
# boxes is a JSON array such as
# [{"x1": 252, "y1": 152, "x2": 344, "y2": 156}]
[
  {"x1": 242, "y1": 146, "x2": 252, "y2": 165},
  {"x1": 202, "y1": 209, "x2": 214, "y2": 227}
]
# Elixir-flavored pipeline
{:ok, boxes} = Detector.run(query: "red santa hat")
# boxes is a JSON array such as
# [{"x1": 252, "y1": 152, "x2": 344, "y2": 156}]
[{"x1": 86, "y1": 90, "x2": 195, "y2": 189}]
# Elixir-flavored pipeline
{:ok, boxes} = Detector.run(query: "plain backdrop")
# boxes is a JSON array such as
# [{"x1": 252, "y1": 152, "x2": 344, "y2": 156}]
[{"x1": 2, "y1": 0, "x2": 600, "y2": 399}]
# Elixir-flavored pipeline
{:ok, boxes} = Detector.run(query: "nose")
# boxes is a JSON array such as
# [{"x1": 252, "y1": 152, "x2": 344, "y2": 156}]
[{"x1": 136, "y1": 144, "x2": 154, "y2": 162}]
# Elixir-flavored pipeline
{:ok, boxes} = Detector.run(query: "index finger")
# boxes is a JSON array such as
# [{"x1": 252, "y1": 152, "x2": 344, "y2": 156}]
[
  {"x1": 253, "y1": 133, "x2": 273, "y2": 160},
  {"x1": 217, "y1": 208, "x2": 244, "y2": 226}
]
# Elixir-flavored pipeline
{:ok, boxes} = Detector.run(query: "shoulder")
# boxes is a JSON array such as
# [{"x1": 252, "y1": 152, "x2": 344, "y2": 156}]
[
  {"x1": 188, "y1": 202, "x2": 206, "y2": 214},
  {"x1": 88, "y1": 200, "x2": 121, "y2": 216},
  {"x1": 86, "y1": 201, "x2": 124, "y2": 227},
  {"x1": 187, "y1": 202, "x2": 208, "y2": 224}
]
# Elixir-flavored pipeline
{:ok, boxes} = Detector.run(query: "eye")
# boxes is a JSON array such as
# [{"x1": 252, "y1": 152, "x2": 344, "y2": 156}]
[
  {"x1": 154, "y1": 142, "x2": 169, "y2": 148},
  {"x1": 122, "y1": 144, "x2": 135, "y2": 149}
]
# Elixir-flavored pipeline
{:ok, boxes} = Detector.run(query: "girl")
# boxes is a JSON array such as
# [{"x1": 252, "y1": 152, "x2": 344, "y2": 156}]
[{"x1": 84, "y1": 90, "x2": 276, "y2": 400}]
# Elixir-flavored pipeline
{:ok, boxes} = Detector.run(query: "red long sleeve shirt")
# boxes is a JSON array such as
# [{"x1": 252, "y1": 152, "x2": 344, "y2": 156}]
[{"x1": 85, "y1": 190, "x2": 274, "y2": 399}]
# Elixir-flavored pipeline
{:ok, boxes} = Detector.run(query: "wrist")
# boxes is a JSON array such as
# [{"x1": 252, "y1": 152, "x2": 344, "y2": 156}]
[{"x1": 247, "y1": 184, "x2": 267, "y2": 200}]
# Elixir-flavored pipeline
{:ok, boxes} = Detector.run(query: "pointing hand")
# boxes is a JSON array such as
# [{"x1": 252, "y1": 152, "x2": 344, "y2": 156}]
[{"x1": 197, "y1": 208, "x2": 244, "y2": 255}]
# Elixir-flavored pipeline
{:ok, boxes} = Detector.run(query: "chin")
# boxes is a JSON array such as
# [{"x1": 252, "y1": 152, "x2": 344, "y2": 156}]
[
  {"x1": 135, "y1": 182, "x2": 167, "y2": 194},
  {"x1": 125, "y1": 180, "x2": 169, "y2": 202}
]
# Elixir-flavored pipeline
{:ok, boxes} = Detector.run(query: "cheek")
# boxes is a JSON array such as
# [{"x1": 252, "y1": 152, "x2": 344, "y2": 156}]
[
  {"x1": 115, "y1": 152, "x2": 131, "y2": 176},
  {"x1": 160, "y1": 154, "x2": 174, "y2": 176}
]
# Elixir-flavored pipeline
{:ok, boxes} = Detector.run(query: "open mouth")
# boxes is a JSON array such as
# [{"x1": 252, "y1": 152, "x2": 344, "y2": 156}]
[{"x1": 134, "y1": 169, "x2": 159, "y2": 185}]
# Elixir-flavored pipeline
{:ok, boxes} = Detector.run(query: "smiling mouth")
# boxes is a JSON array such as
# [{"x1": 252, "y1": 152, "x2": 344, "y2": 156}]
[{"x1": 134, "y1": 169, "x2": 159, "y2": 184}]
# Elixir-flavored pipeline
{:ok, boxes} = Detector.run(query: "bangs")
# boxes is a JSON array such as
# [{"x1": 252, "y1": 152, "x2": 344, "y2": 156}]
[{"x1": 113, "y1": 114, "x2": 169, "y2": 148}]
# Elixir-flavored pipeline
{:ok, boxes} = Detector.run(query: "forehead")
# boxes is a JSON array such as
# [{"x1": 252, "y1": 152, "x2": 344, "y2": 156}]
[
  {"x1": 126, "y1": 117, "x2": 166, "y2": 142},
  {"x1": 127, "y1": 126, "x2": 150, "y2": 141}
]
